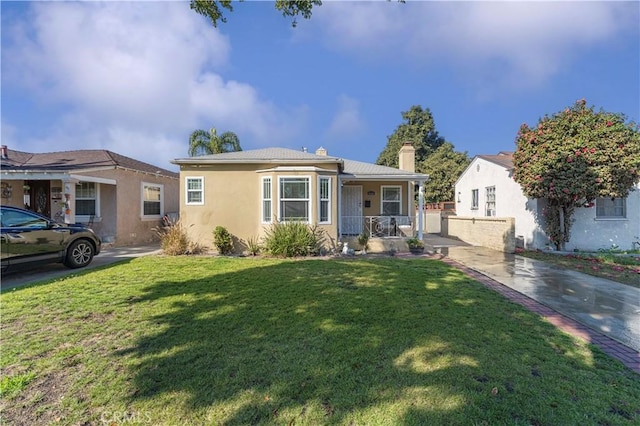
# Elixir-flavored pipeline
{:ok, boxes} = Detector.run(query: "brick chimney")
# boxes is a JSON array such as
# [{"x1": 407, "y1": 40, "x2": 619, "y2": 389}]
[
  {"x1": 315, "y1": 146, "x2": 327, "y2": 156},
  {"x1": 398, "y1": 142, "x2": 415, "y2": 172}
]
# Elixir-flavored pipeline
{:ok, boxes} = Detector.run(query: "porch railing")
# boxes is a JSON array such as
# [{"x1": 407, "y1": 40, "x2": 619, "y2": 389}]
[{"x1": 341, "y1": 215, "x2": 413, "y2": 238}]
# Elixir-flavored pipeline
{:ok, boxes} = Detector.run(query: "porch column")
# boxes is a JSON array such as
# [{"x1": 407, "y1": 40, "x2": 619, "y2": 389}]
[
  {"x1": 337, "y1": 176, "x2": 342, "y2": 239},
  {"x1": 62, "y1": 180, "x2": 77, "y2": 224},
  {"x1": 417, "y1": 182, "x2": 424, "y2": 239}
]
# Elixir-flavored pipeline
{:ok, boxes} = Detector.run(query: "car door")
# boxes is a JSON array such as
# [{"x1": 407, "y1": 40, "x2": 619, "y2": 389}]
[{"x1": 0, "y1": 207, "x2": 66, "y2": 265}]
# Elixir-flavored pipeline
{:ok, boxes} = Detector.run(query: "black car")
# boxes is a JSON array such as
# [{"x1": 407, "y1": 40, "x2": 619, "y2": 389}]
[{"x1": 1, "y1": 205, "x2": 102, "y2": 272}]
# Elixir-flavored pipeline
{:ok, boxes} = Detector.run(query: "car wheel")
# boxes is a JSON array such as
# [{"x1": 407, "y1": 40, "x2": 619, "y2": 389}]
[{"x1": 65, "y1": 239, "x2": 95, "y2": 268}]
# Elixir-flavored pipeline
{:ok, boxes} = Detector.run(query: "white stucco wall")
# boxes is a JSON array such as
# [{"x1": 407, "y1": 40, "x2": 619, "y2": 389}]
[
  {"x1": 567, "y1": 184, "x2": 640, "y2": 251},
  {"x1": 455, "y1": 157, "x2": 543, "y2": 249}
]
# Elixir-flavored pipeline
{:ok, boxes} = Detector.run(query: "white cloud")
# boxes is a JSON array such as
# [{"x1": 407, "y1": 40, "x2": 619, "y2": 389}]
[
  {"x1": 2, "y1": 1, "x2": 306, "y2": 169},
  {"x1": 311, "y1": 1, "x2": 637, "y2": 89},
  {"x1": 325, "y1": 94, "x2": 366, "y2": 141}
]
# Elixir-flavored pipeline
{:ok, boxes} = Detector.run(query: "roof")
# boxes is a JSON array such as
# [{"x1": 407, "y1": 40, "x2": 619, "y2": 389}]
[
  {"x1": 172, "y1": 147, "x2": 343, "y2": 164},
  {"x1": 476, "y1": 151, "x2": 514, "y2": 169},
  {"x1": 1, "y1": 148, "x2": 178, "y2": 179},
  {"x1": 173, "y1": 147, "x2": 428, "y2": 180}
]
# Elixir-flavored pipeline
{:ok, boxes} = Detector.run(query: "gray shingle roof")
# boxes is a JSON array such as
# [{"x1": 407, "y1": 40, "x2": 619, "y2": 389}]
[
  {"x1": 172, "y1": 147, "x2": 342, "y2": 164},
  {"x1": 173, "y1": 147, "x2": 428, "y2": 180},
  {"x1": 477, "y1": 152, "x2": 514, "y2": 169},
  {"x1": 1, "y1": 148, "x2": 178, "y2": 178}
]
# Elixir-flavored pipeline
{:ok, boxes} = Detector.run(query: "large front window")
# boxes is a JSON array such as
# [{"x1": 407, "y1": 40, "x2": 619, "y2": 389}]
[
  {"x1": 318, "y1": 177, "x2": 331, "y2": 223},
  {"x1": 381, "y1": 186, "x2": 401, "y2": 216},
  {"x1": 76, "y1": 182, "x2": 97, "y2": 216},
  {"x1": 142, "y1": 182, "x2": 163, "y2": 218},
  {"x1": 279, "y1": 177, "x2": 309, "y2": 221},
  {"x1": 596, "y1": 197, "x2": 626, "y2": 218}
]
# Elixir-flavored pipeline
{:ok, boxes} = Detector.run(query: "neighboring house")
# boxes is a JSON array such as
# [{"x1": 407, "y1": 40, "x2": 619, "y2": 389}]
[
  {"x1": 454, "y1": 151, "x2": 640, "y2": 251},
  {"x1": 0, "y1": 146, "x2": 179, "y2": 246},
  {"x1": 172, "y1": 144, "x2": 429, "y2": 253}
]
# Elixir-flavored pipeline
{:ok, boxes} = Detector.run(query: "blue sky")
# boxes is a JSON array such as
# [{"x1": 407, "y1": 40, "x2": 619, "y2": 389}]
[{"x1": 2, "y1": 1, "x2": 639, "y2": 172}]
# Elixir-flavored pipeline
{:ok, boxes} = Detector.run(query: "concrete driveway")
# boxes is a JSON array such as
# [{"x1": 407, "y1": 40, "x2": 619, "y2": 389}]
[{"x1": 1, "y1": 244, "x2": 161, "y2": 290}]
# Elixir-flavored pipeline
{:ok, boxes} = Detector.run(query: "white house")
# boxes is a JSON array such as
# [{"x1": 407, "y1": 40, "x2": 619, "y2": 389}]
[{"x1": 454, "y1": 151, "x2": 640, "y2": 252}]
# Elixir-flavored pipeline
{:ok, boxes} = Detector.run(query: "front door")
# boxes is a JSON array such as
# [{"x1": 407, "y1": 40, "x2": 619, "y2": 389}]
[
  {"x1": 28, "y1": 181, "x2": 51, "y2": 218},
  {"x1": 341, "y1": 185, "x2": 363, "y2": 235}
]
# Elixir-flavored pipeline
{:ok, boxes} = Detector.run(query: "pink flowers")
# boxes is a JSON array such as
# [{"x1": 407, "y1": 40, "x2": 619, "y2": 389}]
[{"x1": 606, "y1": 121, "x2": 613, "y2": 127}]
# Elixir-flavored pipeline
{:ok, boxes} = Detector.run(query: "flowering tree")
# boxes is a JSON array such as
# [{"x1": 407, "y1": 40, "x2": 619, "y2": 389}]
[{"x1": 513, "y1": 99, "x2": 640, "y2": 250}]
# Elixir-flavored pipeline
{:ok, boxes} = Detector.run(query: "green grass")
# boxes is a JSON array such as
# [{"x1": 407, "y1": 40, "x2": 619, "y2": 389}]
[
  {"x1": 1, "y1": 256, "x2": 639, "y2": 425},
  {"x1": 518, "y1": 250, "x2": 640, "y2": 288}
]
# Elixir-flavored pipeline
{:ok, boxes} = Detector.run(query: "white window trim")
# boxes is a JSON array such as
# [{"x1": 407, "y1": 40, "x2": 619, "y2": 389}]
[
  {"x1": 318, "y1": 176, "x2": 332, "y2": 224},
  {"x1": 75, "y1": 181, "x2": 100, "y2": 221},
  {"x1": 277, "y1": 175, "x2": 311, "y2": 223},
  {"x1": 595, "y1": 197, "x2": 627, "y2": 220},
  {"x1": 261, "y1": 176, "x2": 272, "y2": 224},
  {"x1": 185, "y1": 176, "x2": 204, "y2": 206},
  {"x1": 485, "y1": 186, "x2": 496, "y2": 217},
  {"x1": 381, "y1": 185, "x2": 402, "y2": 216},
  {"x1": 471, "y1": 188, "x2": 479, "y2": 210},
  {"x1": 141, "y1": 182, "x2": 164, "y2": 220}
]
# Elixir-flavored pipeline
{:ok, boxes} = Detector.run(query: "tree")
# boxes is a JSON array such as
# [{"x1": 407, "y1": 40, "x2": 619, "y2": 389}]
[
  {"x1": 190, "y1": 0, "x2": 321, "y2": 27},
  {"x1": 188, "y1": 126, "x2": 242, "y2": 156},
  {"x1": 376, "y1": 105, "x2": 445, "y2": 169},
  {"x1": 421, "y1": 143, "x2": 470, "y2": 203},
  {"x1": 513, "y1": 99, "x2": 640, "y2": 250},
  {"x1": 190, "y1": 0, "x2": 404, "y2": 28}
]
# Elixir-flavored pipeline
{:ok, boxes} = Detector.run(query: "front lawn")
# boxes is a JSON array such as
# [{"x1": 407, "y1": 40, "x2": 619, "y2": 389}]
[{"x1": 1, "y1": 256, "x2": 639, "y2": 425}]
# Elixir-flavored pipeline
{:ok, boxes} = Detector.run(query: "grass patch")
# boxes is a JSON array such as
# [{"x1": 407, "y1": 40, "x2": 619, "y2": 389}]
[
  {"x1": 2, "y1": 256, "x2": 639, "y2": 425},
  {"x1": 518, "y1": 250, "x2": 640, "y2": 288}
]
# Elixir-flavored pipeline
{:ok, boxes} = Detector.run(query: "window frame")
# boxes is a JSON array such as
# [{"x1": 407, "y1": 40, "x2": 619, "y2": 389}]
[
  {"x1": 381, "y1": 185, "x2": 402, "y2": 216},
  {"x1": 141, "y1": 182, "x2": 164, "y2": 220},
  {"x1": 595, "y1": 197, "x2": 626, "y2": 219},
  {"x1": 278, "y1": 176, "x2": 311, "y2": 223},
  {"x1": 485, "y1": 186, "x2": 496, "y2": 217},
  {"x1": 318, "y1": 176, "x2": 332, "y2": 224},
  {"x1": 261, "y1": 176, "x2": 272, "y2": 224},
  {"x1": 75, "y1": 181, "x2": 100, "y2": 220},
  {"x1": 471, "y1": 189, "x2": 479, "y2": 210},
  {"x1": 185, "y1": 176, "x2": 204, "y2": 206}
]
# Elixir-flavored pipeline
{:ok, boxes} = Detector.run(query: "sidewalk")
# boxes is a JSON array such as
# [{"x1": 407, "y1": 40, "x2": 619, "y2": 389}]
[{"x1": 420, "y1": 236, "x2": 639, "y2": 373}]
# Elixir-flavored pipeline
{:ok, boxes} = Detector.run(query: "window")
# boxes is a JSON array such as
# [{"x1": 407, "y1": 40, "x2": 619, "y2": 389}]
[
  {"x1": 279, "y1": 177, "x2": 309, "y2": 222},
  {"x1": 262, "y1": 177, "x2": 272, "y2": 223},
  {"x1": 381, "y1": 186, "x2": 401, "y2": 216},
  {"x1": 318, "y1": 177, "x2": 331, "y2": 223},
  {"x1": 186, "y1": 177, "x2": 204, "y2": 205},
  {"x1": 485, "y1": 186, "x2": 496, "y2": 217},
  {"x1": 76, "y1": 182, "x2": 97, "y2": 216},
  {"x1": 596, "y1": 197, "x2": 626, "y2": 218},
  {"x1": 471, "y1": 189, "x2": 479, "y2": 210},
  {"x1": 142, "y1": 182, "x2": 163, "y2": 218}
]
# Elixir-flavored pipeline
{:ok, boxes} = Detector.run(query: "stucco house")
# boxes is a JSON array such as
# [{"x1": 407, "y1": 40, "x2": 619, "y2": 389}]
[
  {"x1": 172, "y1": 144, "x2": 429, "y2": 253},
  {"x1": 454, "y1": 151, "x2": 640, "y2": 252},
  {"x1": 0, "y1": 146, "x2": 179, "y2": 246}
]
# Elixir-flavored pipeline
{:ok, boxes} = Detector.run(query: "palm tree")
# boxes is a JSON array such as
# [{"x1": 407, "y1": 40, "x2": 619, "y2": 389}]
[{"x1": 188, "y1": 126, "x2": 242, "y2": 156}]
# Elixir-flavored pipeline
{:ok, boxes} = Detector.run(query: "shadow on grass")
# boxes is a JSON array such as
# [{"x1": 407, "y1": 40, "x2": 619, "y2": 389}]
[{"x1": 117, "y1": 257, "x2": 639, "y2": 425}]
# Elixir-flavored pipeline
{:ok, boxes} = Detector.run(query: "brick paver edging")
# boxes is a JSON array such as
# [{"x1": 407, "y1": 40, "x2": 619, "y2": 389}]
[{"x1": 436, "y1": 255, "x2": 640, "y2": 375}]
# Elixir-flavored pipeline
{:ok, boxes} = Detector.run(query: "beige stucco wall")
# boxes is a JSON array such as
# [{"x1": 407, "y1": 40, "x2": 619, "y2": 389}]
[
  {"x1": 2, "y1": 169, "x2": 178, "y2": 246},
  {"x1": 179, "y1": 163, "x2": 340, "y2": 253},
  {"x1": 443, "y1": 216, "x2": 516, "y2": 252}
]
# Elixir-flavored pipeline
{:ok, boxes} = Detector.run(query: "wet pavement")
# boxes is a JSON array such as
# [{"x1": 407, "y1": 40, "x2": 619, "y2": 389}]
[{"x1": 421, "y1": 234, "x2": 640, "y2": 357}]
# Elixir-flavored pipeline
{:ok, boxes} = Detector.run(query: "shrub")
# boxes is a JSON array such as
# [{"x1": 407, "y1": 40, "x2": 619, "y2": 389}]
[
  {"x1": 406, "y1": 236, "x2": 424, "y2": 249},
  {"x1": 213, "y1": 226, "x2": 234, "y2": 255},
  {"x1": 153, "y1": 220, "x2": 204, "y2": 256},
  {"x1": 262, "y1": 221, "x2": 325, "y2": 257},
  {"x1": 246, "y1": 235, "x2": 261, "y2": 256}
]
